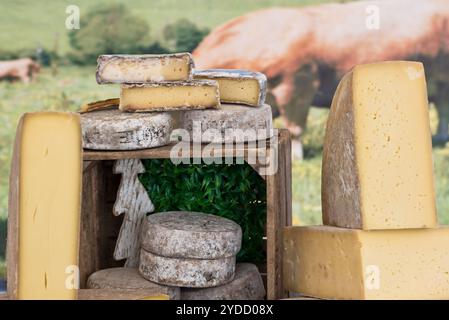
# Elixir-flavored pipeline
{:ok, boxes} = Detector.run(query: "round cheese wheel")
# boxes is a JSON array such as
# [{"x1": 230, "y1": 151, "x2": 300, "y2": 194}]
[
  {"x1": 179, "y1": 103, "x2": 273, "y2": 143},
  {"x1": 181, "y1": 263, "x2": 266, "y2": 300},
  {"x1": 86, "y1": 267, "x2": 180, "y2": 300},
  {"x1": 81, "y1": 109, "x2": 173, "y2": 150},
  {"x1": 141, "y1": 211, "x2": 242, "y2": 259},
  {"x1": 139, "y1": 249, "x2": 235, "y2": 288}
]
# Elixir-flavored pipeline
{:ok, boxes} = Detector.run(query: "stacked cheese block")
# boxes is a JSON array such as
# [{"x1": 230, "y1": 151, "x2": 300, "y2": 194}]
[
  {"x1": 86, "y1": 211, "x2": 266, "y2": 300},
  {"x1": 81, "y1": 52, "x2": 273, "y2": 149},
  {"x1": 283, "y1": 61, "x2": 449, "y2": 300}
]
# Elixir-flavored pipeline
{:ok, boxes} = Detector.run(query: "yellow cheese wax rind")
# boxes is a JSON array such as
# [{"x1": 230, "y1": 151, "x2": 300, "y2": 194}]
[
  {"x1": 283, "y1": 226, "x2": 449, "y2": 300},
  {"x1": 17, "y1": 112, "x2": 82, "y2": 299},
  {"x1": 119, "y1": 80, "x2": 220, "y2": 112},
  {"x1": 322, "y1": 60, "x2": 437, "y2": 230},
  {"x1": 96, "y1": 53, "x2": 194, "y2": 83}
]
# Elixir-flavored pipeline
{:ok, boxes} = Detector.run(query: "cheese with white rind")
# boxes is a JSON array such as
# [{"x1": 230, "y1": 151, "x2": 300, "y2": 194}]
[
  {"x1": 179, "y1": 103, "x2": 273, "y2": 143},
  {"x1": 8, "y1": 112, "x2": 82, "y2": 299},
  {"x1": 86, "y1": 267, "x2": 180, "y2": 300},
  {"x1": 194, "y1": 69, "x2": 267, "y2": 107},
  {"x1": 141, "y1": 211, "x2": 242, "y2": 259},
  {"x1": 96, "y1": 53, "x2": 194, "y2": 84},
  {"x1": 139, "y1": 250, "x2": 236, "y2": 288},
  {"x1": 283, "y1": 225, "x2": 449, "y2": 300},
  {"x1": 81, "y1": 109, "x2": 173, "y2": 150},
  {"x1": 322, "y1": 61, "x2": 437, "y2": 230},
  {"x1": 181, "y1": 263, "x2": 265, "y2": 300},
  {"x1": 119, "y1": 80, "x2": 220, "y2": 112}
]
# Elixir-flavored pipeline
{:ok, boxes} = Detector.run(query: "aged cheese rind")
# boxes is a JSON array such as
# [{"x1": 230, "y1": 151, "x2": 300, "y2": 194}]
[
  {"x1": 81, "y1": 109, "x2": 173, "y2": 150},
  {"x1": 86, "y1": 267, "x2": 180, "y2": 300},
  {"x1": 139, "y1": 250, "x2": 236, "y2": 288},
  {"x1": 96, "y1": 53, "x2": 194, "y2": 84},
  {"x1": 179, "y1": 103, "x2": 273, "y2": 143},
  {"x1": 141, "y1": 211, "x2": 241, "y2": 259},
  {"x1": 181, "y1": 263, "x2": 265, "y2": 300},
  {"x1": 283, "y1": 226, "x2": 449, "y2": 300},
  {"x1": 9, "y1": 112, "x2": 82, "y2": 299},
  {"x1": 322, "y1": 61, "x2": 437, "y2": 230},
  {"x1": 194, "y1": 69, "x2": 267, "y2": 107},
  {"x1": 119, "y1": 80, "x2": 220, "y2": 112}
]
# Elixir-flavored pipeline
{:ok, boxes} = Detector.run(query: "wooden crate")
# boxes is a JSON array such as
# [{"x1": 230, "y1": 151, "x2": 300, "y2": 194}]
[{"x1": 6, "y1": 129, "x2": 291, "y2": 300}]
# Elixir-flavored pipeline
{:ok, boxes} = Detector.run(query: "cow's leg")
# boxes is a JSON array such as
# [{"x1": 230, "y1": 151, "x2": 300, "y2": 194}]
[
  {"x1": 272, "y1": 64, "x2": 319, "y2": 159},
  {"x1": 433, "y1": 82, "x2": 449, "y2": 146}
]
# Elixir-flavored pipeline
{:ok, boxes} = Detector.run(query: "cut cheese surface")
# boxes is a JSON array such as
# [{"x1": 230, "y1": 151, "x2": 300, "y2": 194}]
[
  {"x1": 96, "y1": 53, "x2": 194, "y2": 83},
  {"x1": 194, "y1": 69, "x2": 267, "y2": 106},
  {"x1": 17, "y1": 112, "x2": 82, "y2": 299},
  {"x1": 283, "y1": 226, "x2": 449, "y2": 300},
  {"x1": 322, "y1": 61, "x2": 437, "y2": 230},
  {"x1": 119, "y1": 80, "x2": 220, "y2": 112}
]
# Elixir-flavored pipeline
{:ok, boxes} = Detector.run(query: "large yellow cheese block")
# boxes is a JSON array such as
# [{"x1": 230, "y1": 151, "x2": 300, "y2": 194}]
[
  {"x1": 283, "y1": 225, "x2": 449, "y2": 300},
  {"x1": 7, "y1": 112, "x2": 82, "y2": 299},
  {"x1": 119, "y1": 80, "x2": 220, "y2": 112},
  {"x1": 322, "y1": 61, "x2": 437, "y2": 230}
]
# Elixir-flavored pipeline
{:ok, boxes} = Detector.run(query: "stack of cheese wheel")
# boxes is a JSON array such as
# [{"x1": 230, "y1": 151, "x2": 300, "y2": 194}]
[{"x1": 139, "y1": 211, "x2": 242, "y2": 288}]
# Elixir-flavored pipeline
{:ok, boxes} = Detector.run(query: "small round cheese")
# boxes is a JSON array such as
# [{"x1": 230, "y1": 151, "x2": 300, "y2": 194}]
[
  {"x1": 181, "y1": 263, "x2": 266, "y2": 300},
  {"x1": 141, "y1": 211, "x2": 242, "y2": 259},
  {"x1": 86, "y1": 267, "x2": 180, "y2": 299},
  {"x1": 139, "y1": 250, "x2": 235, "y2": 288}
]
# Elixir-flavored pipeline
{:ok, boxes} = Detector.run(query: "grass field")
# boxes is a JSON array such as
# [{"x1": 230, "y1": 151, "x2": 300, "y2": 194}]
[
  {"x1": 0, "y1": 0, "x2": 336, "y2": 54},
  {"x1": 1, "y1": 66, "x2": 449, "y2": 279}
]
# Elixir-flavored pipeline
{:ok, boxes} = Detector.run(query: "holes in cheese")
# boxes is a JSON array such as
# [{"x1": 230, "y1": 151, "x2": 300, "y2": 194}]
[
  {"x1": 194, "y1": 69, "x2": 267, "y2": 107},
  {"x1": 322, "y1": 61, "x2": 437, "y2": 230},
  {"x1": 8, "y1": 112, "x2": 82, "y2": 299},
  {"x1": 119, "y1": 80, "x2": 220, "y2": 112},
  {"x1": 283, "y1": 226, "x2": 449, "y2": 299},
  {"x1": 96, "y1": 53, "x2": 194, "y2": 84}
]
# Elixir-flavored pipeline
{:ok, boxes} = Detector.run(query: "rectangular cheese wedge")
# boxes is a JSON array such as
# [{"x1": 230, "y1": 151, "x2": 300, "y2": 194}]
[
  {"x1": 119, "y1": 80, "x2": 220, "y2": 112},
  {"x1": 283, "y1": 225, "x2": 449, "y2": 300},
  {"x1": 194, "y1": 69, "x2": 267, "y2": 107},
  {"x1": 322, "y1": 61, "x2": 437, "y2": 230},
  {"x1": 7, "y1": 112, "x2": 82, "y2": 299},
  {"x1": 96, "y1": 53, "x2": 194, "y2": 84}
]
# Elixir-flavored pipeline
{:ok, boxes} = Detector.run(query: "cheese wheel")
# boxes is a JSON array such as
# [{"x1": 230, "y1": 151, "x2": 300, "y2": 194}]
[
  {"x1": 179, "y1": 103, "x2": 273, "y2": 143},
  {"x1": 139, "y1": 250, "x2": 235, "y2": 288},
  {"x1": 80, "y1": 109, "x2": 173, "y2": 150},
  {"x1": 141, "y1": 211, "x2": 242, "y2": 259},
  {"x1": 86, "y1": 267, "x2": 180, "y2": 300},
  {"x1": 181, "y1": 263, "x2": 266, "y2": 300}
]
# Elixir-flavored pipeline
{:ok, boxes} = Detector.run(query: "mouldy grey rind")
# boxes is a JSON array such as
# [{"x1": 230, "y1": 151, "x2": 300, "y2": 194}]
[
  {"x1": 181, "y1": 263, "x2": 266, "y2": 300},
  {"x1": 141, "y1": 211, "x2": 242, "y2": 259},
  {"x1": 193, "y1": 69, "x2": 267, "y2": 106},
  {"x1": 80, "y1": 109, "x2": 173, "y2": 150},
  {"x1": 179, "y1": 103, "x2": 274, "y2": 143},
  {"x1": 139, "y1": 249, "x2": 236, "y2": 288},
  {"x1": 96, "y1": 52, "x2": 195, "y2": 84}
]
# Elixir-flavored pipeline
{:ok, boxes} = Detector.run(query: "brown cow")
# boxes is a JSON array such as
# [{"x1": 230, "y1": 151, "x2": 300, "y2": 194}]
[
  {"x1": 193, "y1": 0, "x2": 449, "y2": 158},
  {"x1": 0, "y1": 58, "x2": 40, "y2": 84}
]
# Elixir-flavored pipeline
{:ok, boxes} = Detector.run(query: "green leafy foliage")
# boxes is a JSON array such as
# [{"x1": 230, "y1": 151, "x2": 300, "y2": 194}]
[
  {"x1": 163, "y1": 19, "x2": 209, "y2": 53},
  {"x1": 139, "y1": 159, "x2": 266, "y2": 262},
  {"x1": 67, "y1": 3, "x2": 151, "y2": 64}
]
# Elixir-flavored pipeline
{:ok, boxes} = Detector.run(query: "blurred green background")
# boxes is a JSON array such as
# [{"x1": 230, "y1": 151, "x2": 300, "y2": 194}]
[{"x1": 1, "y1": 0, "x2": 448, "y2": 281}]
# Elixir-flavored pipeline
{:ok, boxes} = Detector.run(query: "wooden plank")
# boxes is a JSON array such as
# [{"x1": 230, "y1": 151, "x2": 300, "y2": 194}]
[
  {"x1": 266, "y1": 129, "x2": 290, "y2": 300},
  {"x1": 0, "y1": 293, "x2": 9, "y2": 300},
  {"x1": 77, "y1": 289, "x2": 169, "y2": 300},
  {"x1": 83, "y1": 141, "x2": 270, "y2": 161}
]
